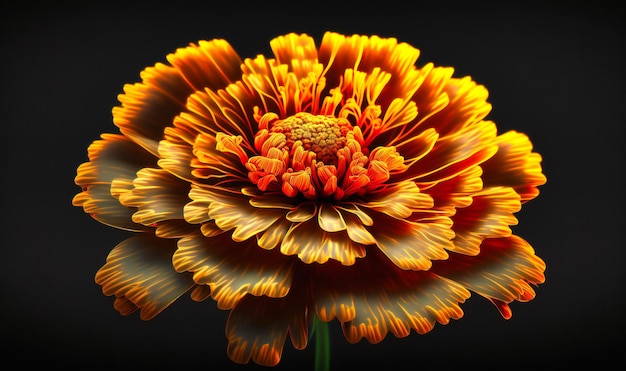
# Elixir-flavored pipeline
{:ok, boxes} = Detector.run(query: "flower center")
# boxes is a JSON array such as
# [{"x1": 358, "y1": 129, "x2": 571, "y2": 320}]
[
  {"x1": 268, "y1": 112, "x2": 353, "y2": 166},
  {"x1": 230, "y1": 111, "x2": 405, "y2": 201}
]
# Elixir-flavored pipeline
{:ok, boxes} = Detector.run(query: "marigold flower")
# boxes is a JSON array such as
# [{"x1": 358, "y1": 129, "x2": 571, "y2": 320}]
[{"x1": 73, "y1": 32, "x2": 547, "y2": 367}]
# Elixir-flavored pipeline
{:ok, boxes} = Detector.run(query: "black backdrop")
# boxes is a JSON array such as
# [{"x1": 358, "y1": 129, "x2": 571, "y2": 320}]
[{"x1": 2, "y1": 1, "x2": 624, "y2": 369}]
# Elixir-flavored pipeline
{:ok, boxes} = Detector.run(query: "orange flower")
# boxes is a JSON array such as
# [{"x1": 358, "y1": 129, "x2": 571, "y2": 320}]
[{"x1": 73, "y1": 32, "x2": 547, "y2": 367}]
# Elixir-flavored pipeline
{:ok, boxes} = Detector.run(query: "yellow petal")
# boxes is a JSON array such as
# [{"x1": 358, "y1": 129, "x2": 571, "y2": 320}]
[
  {"x1": 226, "y1": 291, "x2": 308, "y2": 366},
  {"x1": 311, "y1": 252, "x2": 470, "y2": 343},
  {"x1": 481, "y1": 130, "x2": 547, "y2": 203},
  {"x1": 431, "y1": 235, "x2": 546, "y2": 307},
  {"x1": 318, "y1": 203, "x2": 347, "y2": 232},
  {"x1": 281, "y1": 219, "x2": 365, "y2": 265},
  {"x1": 173, "y1": 232, "x2": 294, "y2": 310},
  {"x1": 452, "y1": 186, "x2": 521, "y2": 255},
  {"x1": 95, "y1": 234, "x2": 196, "y2": 320},
  {"x1": 369, "y1": 211, "x2": 454, "y2": 271}
]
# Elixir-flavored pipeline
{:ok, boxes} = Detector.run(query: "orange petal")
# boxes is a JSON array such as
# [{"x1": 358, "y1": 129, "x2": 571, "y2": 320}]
[
  {"x1": 407, "y1": 120, "x2": 498, "y2": 184},
  {"x1": 191, "y1": 187, "x2": 286, "y2": 241},
  {"x1": 418, "y1": 75, "x2": 492, "y2": 136},
  {"x1": 157, "y1": 128, "x2": 195, "y2": 181},
  {"x1": 118, "y1": 168, "x2": 190, "y2": 226},
  {"x1": 430, "y1": 235, "x2": 546, "y2": 316},
  {"x1": 73, "y1": 134, "x2": 156, "y2": 231},
  {"x1": 318, "y1": 32, "x2": 421, "y2": 103},
  {"x1": 481, "y1": 130, "x2": 547, "y2": 203},
  {"x1": 311, "y1": 251, "x2": 470, "y2": 343},
  {"x1": 166, "y1": 38, "x2": 243, "y2": 92},
  {"x1": 173, "y1": 232, "x2": 294, "y2": 310},
  {"x1": 113, "y1": 63, "x2": 191, "y2": 156},
  {"x1": 226, "y1": 291, "x2": 308, "y2": 366},
  {"x1": 281, "y1": 219, "x2": 365, "y2": 265},
  {"x1": 270, "y1": 33, "x2": 319, "y2": 76},
  {"x1": 452, "y1": 187, "x2": 521, "y2": 255},
  {"x1": 368, "y1": 211, "x2": 453, "y2": 270},
  {"x1": 95, "y1": 234, "x2": 196, "y2": 320},
  {"x1": 191, "y1": 132, "x2": 250, "y2": 189}
]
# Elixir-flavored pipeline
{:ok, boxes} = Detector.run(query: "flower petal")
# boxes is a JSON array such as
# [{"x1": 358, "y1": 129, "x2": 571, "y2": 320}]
[
  {"x1": 270, "y1": 33, "x2": 319, "y2": 76},
  {"x1": 318, "y1": 203, "x2": 347, "y2": 232},
  {"x1": 166, "y1": 39, "x2": 243, "y2": 92},
  {"x1": 405, "y1": 120, "x2": 498, "y2": 185},
  {"x1": 369, "y1": 211, "x2": 454, "y2": 270},
  {"x1": 226, "y1": 291, "x2": 308, "y2": 366},
  {"x1": 358, "y1": 181, "x2": 434, "y2": 219},
  {"x1": 481, "y1": 131, "x2": 547, "y2": 203},
  {"x1": 452, "y1": 187, "x2": 521, "y2": 255},
  {"x1": 190, "y1": 187, "x2": 286, "y2": 241},
  {"x1": 430, "y1": 235, "x2": 546, "y2": 317},
  {"x1": 318, "y1": 32, "x2": 421, "y2": 101},
  {"x1": 112, "y1": 64, "x2": 191, "y2": 156},
  {"x1": 418, "y1": 75, "x2": 492, "y2": 136},
  {"x1": 312, "y1": 251, "x2": 470, "y2": 343},
  {"x1": 173, "y1": 232, "x2": 294, "y2": 310},
  {"x1": 281, "y1": 219, "x2": 365, "y2": 265},
  {"x1": 95, "y1": 234, "x2": 196, "y2": 320},
  {"x1": 118, "y1": 168, "x2": 190, "y2": 226},
  {"x1": 73, "y1": 134, "x2": 156, "y2": 231}
]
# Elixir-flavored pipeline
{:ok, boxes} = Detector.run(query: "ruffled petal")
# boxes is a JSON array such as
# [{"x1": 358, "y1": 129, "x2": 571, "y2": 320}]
[
  {"x1": 173, "y1": 232, "x2": 294, "y2": 310},
  {"x1": 430, "y1": 235, "x2": 546, "y2": 318},
  {"x1": 73, "y1": 134, "x2": 156, "y2": 231},
  {"x1": 368, "y1": 211, "x2": 454, "y2": 271},
  {"x1": 95, "y1": 234, "x2": 196, "y2": 320},
  {"x1": 312, "y1": 251, "x2": 470, "y2": 343},
  {"x1": 281, "y1": 218, "x2": 366, "y2": 265},
  {"x1": 226, "y1": 291, "x2": 308, "y2": 366},
  {"x1": 118, "y1": 168, "x2": 190, "y2": 226},
  {"x1": 451, "y1": 187, "x2": 521, "y2": 255},
  {"x1": 113, "y1": 64, "x2": 191, "y2": 156},
  {"x1": 166, "y1": 39, "x2": 243, "y2": 92},
  {"x1": 187, "y1": 187, "x2": 286, "y2": 242},
  {"x1": 481, "y1": 131, "x2": 547, "y2": 203}
]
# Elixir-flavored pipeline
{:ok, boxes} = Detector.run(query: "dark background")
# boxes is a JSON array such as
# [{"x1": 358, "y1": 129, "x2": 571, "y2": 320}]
[{"x1": 2, "y1": 1, "x2": 624, "y2": 369}]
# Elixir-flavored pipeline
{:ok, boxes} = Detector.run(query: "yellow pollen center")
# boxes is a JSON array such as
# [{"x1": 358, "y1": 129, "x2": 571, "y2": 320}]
[{"x1": 269, "y1": 112, "x2": 353, "y2": 166}]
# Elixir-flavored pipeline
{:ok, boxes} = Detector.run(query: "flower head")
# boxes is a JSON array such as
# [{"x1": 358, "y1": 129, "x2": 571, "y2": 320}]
[{"x1": 73, "y1": 32, "x2": 546, "y2": 367}]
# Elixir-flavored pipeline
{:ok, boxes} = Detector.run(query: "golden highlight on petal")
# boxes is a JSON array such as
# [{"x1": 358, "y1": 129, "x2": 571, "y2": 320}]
[
  {"x1": 431, "y1": 235, "x2": 546, "y2": 317},
  {"x1": 312, "y1": 251, "x2": 470, "y2": 343},
  {"x1": 173, "y1": 232, "x2": 294, "y2": 309},
  {"x1": 95, "y1": 234, "x2": 196, "y2": 320}
]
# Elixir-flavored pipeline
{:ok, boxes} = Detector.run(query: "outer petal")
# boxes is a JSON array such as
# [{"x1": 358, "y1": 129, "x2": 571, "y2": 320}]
[
  {"x1": 118, "y1": 168, "x2": 190, "y2": 226},
  {"x1": 430, "y1": 235, "x2": 546, "y2": 318},
  {"x1": 451, "y1": 186, "x2": 521, "y2": 255},
  {"x1": 270, "y1": 33, "x2": 319, "y2": 78},
  {"x1": 172, "y1": 232, "x2": 294, "y2": 310},
  {"x1": 226, "y1": 290, "x2": 309, "y2": 366},
  {"x1": 73, "y1": 134, "x2": 156, "y2": 231},
  {"x1": 95, "y1": 234, "x2": 196, "y2": 320},
  {"x1": 481, "y1": 131, "x2": 547, "y2": 203},
  {"x1": 312, "y1": 251, "x2": 470, "y2": 343},
  {"x1": 115, "y1": 40, "x2": 243, "y2": 156}
]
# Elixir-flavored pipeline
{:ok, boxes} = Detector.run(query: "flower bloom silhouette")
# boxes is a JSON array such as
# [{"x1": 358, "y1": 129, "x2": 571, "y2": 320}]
[{"x1": 73, "y1": 32, "x2": 547, "y2": 367}]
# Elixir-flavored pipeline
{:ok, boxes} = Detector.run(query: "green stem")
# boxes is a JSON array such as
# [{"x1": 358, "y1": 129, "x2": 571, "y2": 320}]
[{"x1": 313, "y1": 317, "x2": 330, "y2": 371}]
